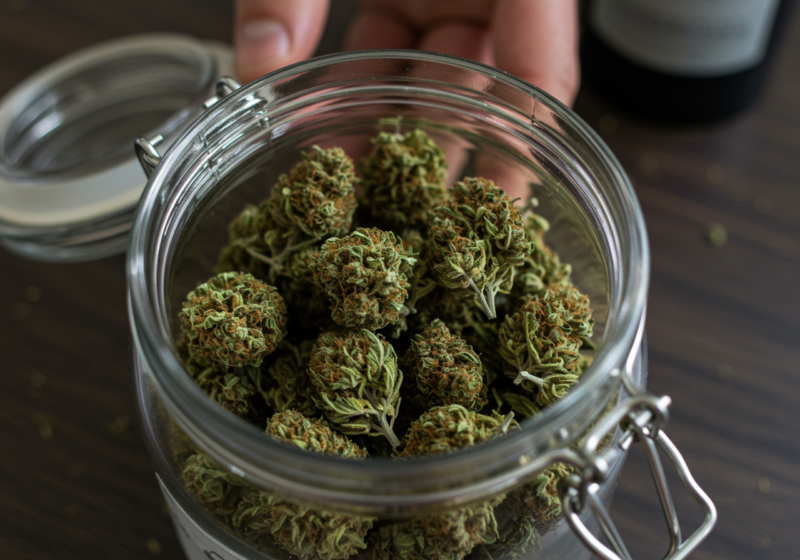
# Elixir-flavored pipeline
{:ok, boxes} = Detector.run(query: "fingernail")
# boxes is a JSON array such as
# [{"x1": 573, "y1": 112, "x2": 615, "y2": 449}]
[{"x1": 237, "y1": 20, "x2": 290, "y2": 75}]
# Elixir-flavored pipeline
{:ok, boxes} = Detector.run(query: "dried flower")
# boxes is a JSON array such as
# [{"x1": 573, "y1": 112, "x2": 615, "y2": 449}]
[
  {"x1": 371, "y1": 501, "x2": 500, "y2": 560},
  {"x1": 216, "y1": 201, "x2": 275, "y2": 279},
  {"x1": 182, "y1": 453, "x2": 247, "y2": 522},
  {"x1": 386, "y1": 228, "x2": 437, "y2": 338},
  {"x1": 483, "y1": 502, "x2": 539, "y2": 560},
  {"x1": 499, "y1": 284, "x2": 593, "y2": 405},
  {"x1": 398, "y1": 405, "x2": 517, "y2": 457},
  {"x1": 506, "y1": 463, "x2": 574, "y2": 525},
  {"x1": 217, "y1": 147, "x2": 357, "y2": 284},
  {"x1": 269, "y1": 146, "x2": 358, "y2": 239},
  {"x1": 259, "y1": 410, "x2": 372, "y2": 560},
  {"x1": 500, "y1": 392, "x2": 540, "y2": 419},
  {"x1": 177, "y1": 338, "x2": 267, "y2": 423},
  {"x1": 259, "y1": 340, "x2": 318, "y2": 418},
  {"x1": 358, "y1": 129, "x2": 448, "y2": 228},
  {"x1": 185, "y1": 414, "x2": 372, "y2": 560},
  {"x1": 429, "y1": 178, "x2": 530, "y2": 319},
  {"x1": 233, "y1": 491, "x2": 373, "y2": 560},
  {"x1": 308, "y1": 330, "x2": 403, "y2": 447},
  {"x1": 402, "y1": 319, "x2": 485, "y2": 411},
  {"x1": 277, "y1": 245, "x2": 335, "y2": 331},
  {"x1": 266, "y1": 409, "x2": 368, "y2": 458},
  {"x1": 179, "y1": 272, "x2": 288, "y2": 368},
  {"x1": 510, "y1": 214, "x2": 572, "y2": 305},
  {"x1": 310, "y1": 228, "x2": 416, "y2": 330}
]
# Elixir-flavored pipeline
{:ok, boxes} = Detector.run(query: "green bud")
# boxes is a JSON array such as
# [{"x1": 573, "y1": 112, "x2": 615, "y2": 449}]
[
  {"x1": 483, "y1": 510, "x2": 539, "y2": 560},
  {"x1": 185, "y1": 423, "x2": 372, "y2": 560},
  {"x1": 500, "y1": 392, "x2": 541, "y2": 419},
  {"x1": 179, "y1": 272, "x2": 288, "y2": 368},
  {"x1": 371, "y1": 501, "x2": 500, "y2": 560},
  {"x1": 499, "y1": 284, "x2": 594, "y2": 405},
  {"x1": 216, "y1": 201, "x2": 275, "y2": 279},
  {"x1": 266, "y1": 409, "x2": 368, "y2": 458},
  {"x1": 182, "y1": 453, "x2": 247, "y2": 522},
  {"x1": 429, "y1": 178, "x2": 530, "y2": 319},
  {"x1": 385, "y1": 228, "x2": 437, "y2": 338},
  {"x1": 402, "y1": 319, "x2": 485, "y2": 411},
  {"x1": 308, "y1": 330, "x2": 403, "y2": 447},
  {"x1": 358, "y1": 129, "x2": 448, "y2": 228},
  {"x1": 259, "y1": 340, "x2": 318, "y2": 418},
  {"x1": 277, "y1": 246, "x2": 336, "y2": 332},
  {"x1": 233, "y1": 491, "x2": 373, "y2": 560},
  {"x1": 398, "y1": 405, "x2": 517, "y2": 457},
  {"x1": 269, "y1": 146, "x2": 358, "y2": 239},
  {"x1": 177, "y1": 338, "x2": 267, "y2": 423},
  {"x1": 310, "y1": 228, "x2": 416, "y2": 330},
  {"x1": 506, "y1": 463, "x2": 574, "y2": 524},
  {"x1": 510, "y1": 214, "x2": 572, "y2": 305}
]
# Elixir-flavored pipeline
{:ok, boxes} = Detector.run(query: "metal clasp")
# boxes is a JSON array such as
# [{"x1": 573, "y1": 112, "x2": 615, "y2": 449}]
[
  {"x1": 134, "y1": 134, "x2": 163, "y2": 178},
  {"x1": 560, "y1": 372, "x2": 717, "y2": 560},
  {"x1": 203, "y1": 76, "x2": 242, "y2": 109}
]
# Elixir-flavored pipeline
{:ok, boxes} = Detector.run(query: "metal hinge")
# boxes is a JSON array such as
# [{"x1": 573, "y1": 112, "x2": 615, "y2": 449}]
[{"x1": 134, "y1": 77, "x2": 244, "y2": 178}]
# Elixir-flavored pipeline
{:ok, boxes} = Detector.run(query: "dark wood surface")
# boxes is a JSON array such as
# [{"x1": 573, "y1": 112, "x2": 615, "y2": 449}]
[{"x1": 1, "y1": 2, "x2": 798, "y2": 559}]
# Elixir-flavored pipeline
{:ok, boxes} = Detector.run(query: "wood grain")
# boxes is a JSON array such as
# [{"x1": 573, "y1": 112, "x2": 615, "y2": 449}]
[{"x1": 0, "y1": 1, "x2": 798, "y2": 559}]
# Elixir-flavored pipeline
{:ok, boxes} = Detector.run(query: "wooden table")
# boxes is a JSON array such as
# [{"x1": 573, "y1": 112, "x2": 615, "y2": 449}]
[{"x1": 1, "y1": 2, "x2": 797, "y2": 559}]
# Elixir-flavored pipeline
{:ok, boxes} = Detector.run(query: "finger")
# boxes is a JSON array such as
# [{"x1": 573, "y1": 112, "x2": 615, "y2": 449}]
[
  {"x1": 418, "y1": 21, "x2": 493, "y2": 65},
  {"x1": 344, "y1": 9, "x2": 416, "y2": 51},
  {"x1": 492, "y1": 0, "x2": 579, "y2": 106},
  {"x1": 235, "y1": 0, "x2": 329, "y2": 84},
  {"x1": 359, "y1": 0, "x2": 493, "y2": 28}
]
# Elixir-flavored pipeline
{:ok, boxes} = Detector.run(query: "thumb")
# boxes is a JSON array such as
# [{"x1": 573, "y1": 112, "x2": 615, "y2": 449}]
[{"x1": 235, "y1": 0, "x2": 329, "y2": 84}]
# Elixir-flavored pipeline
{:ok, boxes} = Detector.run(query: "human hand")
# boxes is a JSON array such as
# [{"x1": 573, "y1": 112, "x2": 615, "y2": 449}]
[{"x1": 234, "y1": 0, "x2": 579, "y2": 106}]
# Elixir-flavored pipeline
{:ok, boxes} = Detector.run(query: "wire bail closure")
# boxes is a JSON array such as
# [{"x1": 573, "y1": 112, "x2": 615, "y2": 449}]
[
  {"x1": 135, "y1": 76, "x2": 242, "y2": 179},
  {"x1": 559, "y1": 368, "x2": 717, "y2": 560}
]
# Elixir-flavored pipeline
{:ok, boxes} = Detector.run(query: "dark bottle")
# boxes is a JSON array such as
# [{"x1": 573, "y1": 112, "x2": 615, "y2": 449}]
[{"x1": 581, "y1": 0, "x2": 790, "y2": 123}]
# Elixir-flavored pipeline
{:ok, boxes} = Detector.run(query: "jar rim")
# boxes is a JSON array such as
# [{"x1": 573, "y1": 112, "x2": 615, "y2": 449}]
[{"x1": 128, "y1": 50, "x2": 650, "y2": 511}]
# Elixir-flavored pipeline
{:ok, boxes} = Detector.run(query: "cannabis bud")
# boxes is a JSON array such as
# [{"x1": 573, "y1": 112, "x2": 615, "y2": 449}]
[
  {"x1": 429, "y1": 177, "x2": 530, "y2": 319},
  {"x1": 179, "y1": 272, "x2": 288, "y2": 368},
  {"x1": 372, "y1": 501, "x2": 500, "y2": 560},
  {"x1": 269, "y1": 146, "x2": 358, "y2": 239},
  {"x1": 308, "y1": 330, "x2": 403, "y2": 447},
  {"x1": 398, "y1": 405, "x2": 517, "y2": 457},
  {"x1": 216, "y1": 201, "x2": 274, "y2": 278},
  {"x1": 310, "y1": 228, "x2": 417, "y2": 330},
  {"x1": 386, "y1": 228, "x2": 437, "y2": 338},
  {"x1": 182, "y1": 453, "x2": 247, "y2": 522},
  {"x1": 277, "y1": 246, "x2": 336, "y2": 332},
  {"x1": 266, "y1": 409, "x2": 368, "y2": 458},
  {"x1": 500, "y1": 392, "x2": 540, "y2": 419},
  {"x1": 257, "y1": 410, "x2": 372, "y2": 560},
  {"x1": 506, "y1": 463, "x2": 574, "y2": 525},
  {"x1": 234, "y1": 490, "x2": 373, "y2": 560},
  {"x1": 177, "y1": 338, "x2": 266, "y2": 423},
  {"x1": 259, "y1": 340, "x2": 318, "y2": 418},
  {"x1": 510, "y1": 214, "x2": 572, "y2": 305},
  {"x1": 499, "y1": 284, "x2": 593, "y2": 405},
  {"x1": 402, "y1": 319, "x2": 485, "y2": 411},
  {"x1": 358, "y1": 128, "x2": 448, "y2": 228}
]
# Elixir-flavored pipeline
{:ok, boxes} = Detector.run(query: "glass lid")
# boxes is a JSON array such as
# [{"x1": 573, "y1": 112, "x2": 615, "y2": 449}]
[{"x1": 0, "y1": 33, "x2": 233, "y2": 262}]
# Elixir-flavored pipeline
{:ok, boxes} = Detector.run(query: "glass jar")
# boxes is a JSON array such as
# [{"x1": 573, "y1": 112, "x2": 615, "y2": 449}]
[
  {"x1": 128, "y1": 51, "x2": 715, "y2": 560},
  {"x1": 0, "y1": 34, "x2": 231, "y2": 262}
]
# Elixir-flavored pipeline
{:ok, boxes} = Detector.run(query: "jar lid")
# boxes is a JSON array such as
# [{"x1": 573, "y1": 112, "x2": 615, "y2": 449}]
[{"x1": 0, "y1": 33, "x2": 233, "y2": 261}]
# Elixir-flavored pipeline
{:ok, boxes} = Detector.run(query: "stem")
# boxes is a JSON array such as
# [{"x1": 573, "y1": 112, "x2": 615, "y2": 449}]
[
  {"x1": 466, "y1": 278, "x2": 496, "y2": 319},
  {"x1": 513, "y1": 370, "x2": 544, "y2": 387},
  {"x1": 245, "y1": 233, "x2": 318, "y2": 283},
  {"x1": 363, "y1": 387, "x2": 401, "y2": 448}
]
